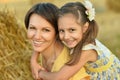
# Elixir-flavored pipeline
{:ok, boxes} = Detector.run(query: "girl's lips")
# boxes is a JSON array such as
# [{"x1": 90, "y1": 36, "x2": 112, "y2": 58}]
[{"x1": 63, "y1": 40, "x2": 74, "y2": 46}]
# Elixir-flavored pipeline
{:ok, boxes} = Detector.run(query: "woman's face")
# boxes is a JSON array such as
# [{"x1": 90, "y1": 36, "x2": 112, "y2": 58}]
[
  {"x1": 58, "y1": 13, "x2": 86, "y2": 48},
  {"x1": 27, "y1": 14, "x2": 56, "y2": 52}
]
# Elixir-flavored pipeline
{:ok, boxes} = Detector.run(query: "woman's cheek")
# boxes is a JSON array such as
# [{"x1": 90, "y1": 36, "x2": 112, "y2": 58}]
[{"x1": 27, "y1": 30, "x2": 34, "y2": 39}]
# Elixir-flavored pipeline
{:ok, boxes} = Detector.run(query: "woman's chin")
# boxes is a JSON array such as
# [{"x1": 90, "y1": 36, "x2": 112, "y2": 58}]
[{"x1": 33, "y1": 48, "x2": 42, "y2": 53}]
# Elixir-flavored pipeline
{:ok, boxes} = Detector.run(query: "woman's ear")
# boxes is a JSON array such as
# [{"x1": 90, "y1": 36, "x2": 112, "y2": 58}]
[{"x1": 83, "y1": 22, "x2": 89, "y2": 33}]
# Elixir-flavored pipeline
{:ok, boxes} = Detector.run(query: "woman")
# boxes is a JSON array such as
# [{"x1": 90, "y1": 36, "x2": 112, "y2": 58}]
[{"x1": 24, "y1": 2, "x2": 90, "y2": 80}]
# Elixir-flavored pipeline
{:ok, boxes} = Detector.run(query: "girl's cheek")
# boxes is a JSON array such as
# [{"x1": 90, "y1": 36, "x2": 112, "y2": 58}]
[{"x1": 59, "y1": 34, "x2": 63, "y2": 40}]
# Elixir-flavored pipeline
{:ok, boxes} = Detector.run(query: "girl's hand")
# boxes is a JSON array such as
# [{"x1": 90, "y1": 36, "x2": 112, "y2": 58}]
[
  {"x1": 31, "y1": 60, "x2": 45, "y2": 80},
  {"x1": 30, "y1": 51, "x2": 45, "y2": 80}
]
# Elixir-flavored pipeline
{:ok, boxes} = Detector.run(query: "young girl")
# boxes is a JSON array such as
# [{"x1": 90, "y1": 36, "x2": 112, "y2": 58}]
[{"x1": 31, "y1": 0, "x2": 120, "y2": 80}]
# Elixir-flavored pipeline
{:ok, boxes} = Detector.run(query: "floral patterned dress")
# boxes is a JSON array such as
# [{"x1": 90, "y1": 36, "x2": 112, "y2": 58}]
[{"x1": 83, "y1": 39, "x2": 120, "y2": 80}]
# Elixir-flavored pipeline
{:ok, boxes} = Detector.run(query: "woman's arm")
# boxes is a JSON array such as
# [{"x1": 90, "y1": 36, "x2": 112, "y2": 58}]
[{"x1": 39, "y1": 50, "x2": 97, "y2": 80}]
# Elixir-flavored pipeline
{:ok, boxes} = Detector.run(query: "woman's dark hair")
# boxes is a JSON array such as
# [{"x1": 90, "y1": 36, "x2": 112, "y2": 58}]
[
  {"x1": 59, "y1": 2, "x2": 98, "y2": 65},
  {"x1": 24, "y1": 2, "x2": 59, "y2": 34}
]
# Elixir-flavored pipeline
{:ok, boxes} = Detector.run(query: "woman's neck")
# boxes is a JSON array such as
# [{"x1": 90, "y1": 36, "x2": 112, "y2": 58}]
[
  {"x1": 41, "y1": 42, "x2": 56, "y2": 61},
  {"x1": 42, "y1": 41, "x2": 63, "y2": 60},
  {"x1": 41, "y1": 41, "x2": 64, "y2": 71}
]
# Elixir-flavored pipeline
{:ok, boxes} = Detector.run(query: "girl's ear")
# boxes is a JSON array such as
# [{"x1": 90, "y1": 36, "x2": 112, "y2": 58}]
[{"x1": 83, "y1": 22, "x2": 89, "y2": 33}]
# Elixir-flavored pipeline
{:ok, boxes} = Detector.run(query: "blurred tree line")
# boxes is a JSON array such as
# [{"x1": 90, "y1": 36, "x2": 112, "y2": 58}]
[
  {"x1": 30, "y1": 0, "x2": 120, "y2": 12},
  {"x1": 30, "y1": 0, "x2": 54, "y2": 4},
  {"x1": 106, "y1": 0, "x2": 120, "y2": 12}
]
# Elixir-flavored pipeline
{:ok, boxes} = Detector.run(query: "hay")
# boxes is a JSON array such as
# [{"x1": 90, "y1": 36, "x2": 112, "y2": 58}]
[{"x1": 0, "y1": 9, "x2": 33, "y2": 80}]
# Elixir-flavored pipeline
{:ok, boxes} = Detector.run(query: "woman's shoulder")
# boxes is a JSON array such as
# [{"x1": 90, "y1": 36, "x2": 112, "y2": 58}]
[
  {"x1": 55, "y1": 43, "x2": 70, "y2": 61},
  {"x1": 55, "y1": 41, "x2": 64, "y2": 54}
]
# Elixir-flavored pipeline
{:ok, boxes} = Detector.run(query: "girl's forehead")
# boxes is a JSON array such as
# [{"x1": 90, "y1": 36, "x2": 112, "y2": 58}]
[
  {"x1": 59, "y1": 13, "x2": 76, "y2": 18},
  {"x1": 58, "y1": 13, "x2": 82, "y2": 25}
]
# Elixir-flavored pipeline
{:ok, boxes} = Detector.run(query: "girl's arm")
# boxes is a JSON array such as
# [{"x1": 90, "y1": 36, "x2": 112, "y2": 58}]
[
  {"x1": 39, "y1": 65, "x2": 88, "y2": 80},
  {"x1": 30, "y1": 51, "x2": 45, "y2": 80},
  {"x1": 39, "y1": 49, "x2": 97, "y2": 80}
]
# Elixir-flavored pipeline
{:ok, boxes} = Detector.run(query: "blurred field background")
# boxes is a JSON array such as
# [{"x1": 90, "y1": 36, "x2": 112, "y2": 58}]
[{"x1": 0, "y1": 0, "x2": 120, "y2": 80}]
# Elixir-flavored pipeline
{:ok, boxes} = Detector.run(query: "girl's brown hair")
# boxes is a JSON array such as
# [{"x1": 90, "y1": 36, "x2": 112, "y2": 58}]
[{"x1": 58, "y1": 2, "x2": 98, "y2": 65}]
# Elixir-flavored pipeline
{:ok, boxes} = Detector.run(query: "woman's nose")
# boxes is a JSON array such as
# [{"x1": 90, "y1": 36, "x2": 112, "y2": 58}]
[{"x1": 34, "y1": 31, "x2": 42, "y2": 39}]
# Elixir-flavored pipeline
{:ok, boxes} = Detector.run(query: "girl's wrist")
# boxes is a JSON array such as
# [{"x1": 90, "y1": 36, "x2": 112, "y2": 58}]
[
  {"x1": 38, "y1": 69, "x2": 47, "y2": 79},
  {"x1": 38, "y1": 69, "x2": 44, "y2": 79},
  {"x1": 38, "y1": 69, "x2": 42, "y2": 74}
]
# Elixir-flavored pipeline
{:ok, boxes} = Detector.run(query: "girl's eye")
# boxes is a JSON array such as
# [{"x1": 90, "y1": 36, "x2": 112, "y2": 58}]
[
  {"x1": 69, "y1": 28, "x2": 75, "y2": 32},
  {"x1": 59, "y1": 29, "x2": 64, "y2": 33}
]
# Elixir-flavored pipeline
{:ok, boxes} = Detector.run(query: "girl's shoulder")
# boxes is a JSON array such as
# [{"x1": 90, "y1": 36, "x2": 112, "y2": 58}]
[
  {"x1": 82, "y1": 39, "x2": 102, "y2": 56},
  {"x1": 82, "y1": 39, "x2": 103, "y2": 50},
  {"x1": 82, "y1": 39, "x2": 112, "y2": 57},
  {"x1": 82, "y1": 43, "x2": 97, "y2": 50}
]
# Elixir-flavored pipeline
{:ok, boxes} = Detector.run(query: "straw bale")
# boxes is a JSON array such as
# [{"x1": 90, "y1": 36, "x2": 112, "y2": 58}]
[{"x1": 0, "y1": 10, "x2": 33, "y2": 80}]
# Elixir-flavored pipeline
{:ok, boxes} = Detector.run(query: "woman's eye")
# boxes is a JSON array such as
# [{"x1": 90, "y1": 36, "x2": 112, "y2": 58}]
[
  {"x1": 43, "y1": 29, "x2": 50, "y2": 32},
  {"x1": 29, "y1": 26, "x2": 36, "y2": 30}
]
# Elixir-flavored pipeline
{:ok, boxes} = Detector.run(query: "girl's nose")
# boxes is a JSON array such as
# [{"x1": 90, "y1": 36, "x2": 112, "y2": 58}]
[{"x1": 63, "y1": 32, "x2": 70, "y2": 40}]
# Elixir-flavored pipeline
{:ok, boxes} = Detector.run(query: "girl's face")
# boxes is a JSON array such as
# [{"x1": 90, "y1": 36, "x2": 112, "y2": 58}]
[
  {"x1": 27, "y1": 14, "x2": 56, "y2": 52},
  {"x1": 58, "y1": 13, "x2": 87, "y2": 48}
]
